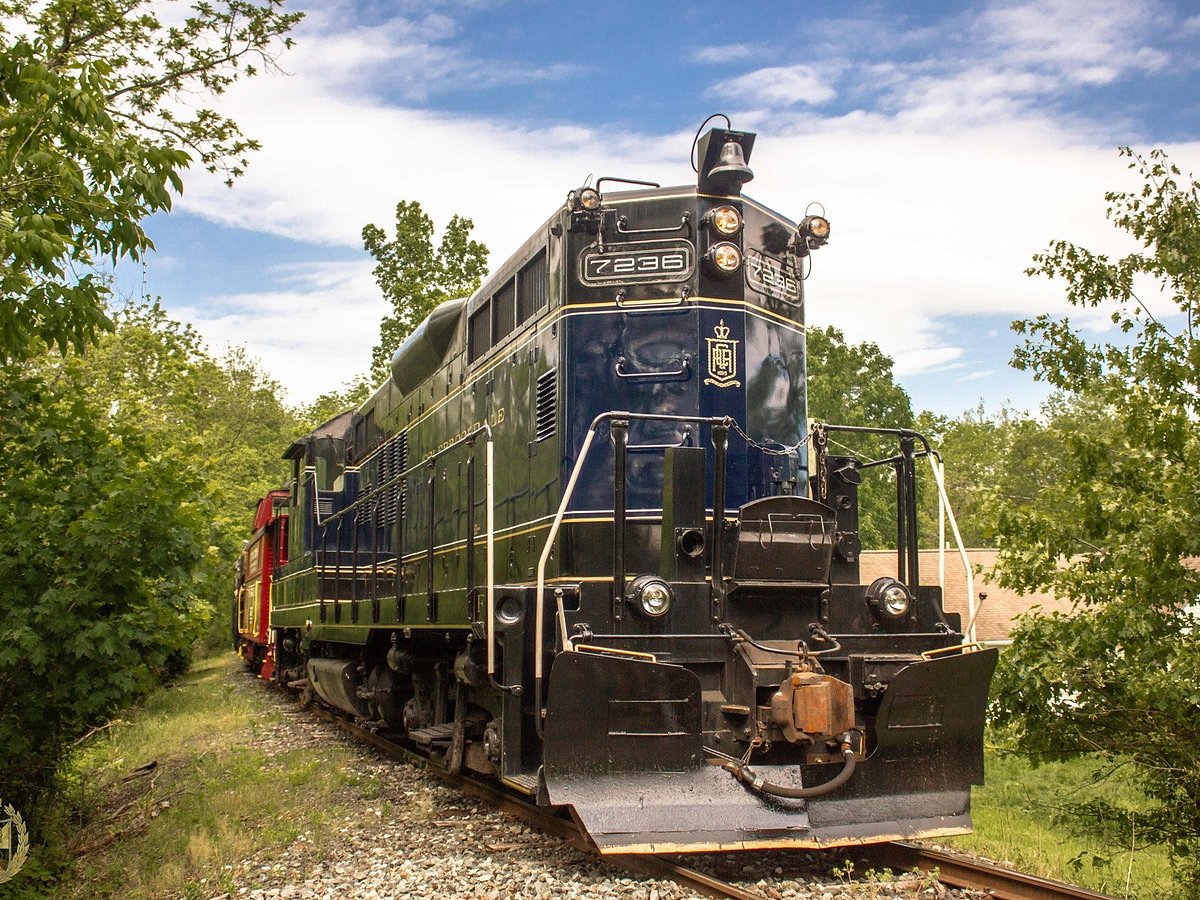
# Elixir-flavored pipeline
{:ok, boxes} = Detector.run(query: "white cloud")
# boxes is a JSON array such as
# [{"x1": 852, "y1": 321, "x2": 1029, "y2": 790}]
[
  {"x1": 711, "y1": 65, "x2": 839, "y2": 108},
  {"x1": 174, "y1": 260, "x2": 385, "y2": 402},
  {"x1": 979, "y1": 0, "x2": 1170, "y2": 84},
  {"x1": 695, "y1": 43, "x2": 759, "y2": 63}
]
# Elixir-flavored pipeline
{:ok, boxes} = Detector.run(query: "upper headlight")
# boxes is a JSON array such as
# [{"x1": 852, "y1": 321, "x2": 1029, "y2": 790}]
[
  {"x1": 706, "y1": 242, "x2": 742, "y2": 274},
  {"x1": 579, "y1": 187, "x2": 602, "y2": 210},
  {"x1": 706, "y1": 205, "x2": 742, "y2": 235}
]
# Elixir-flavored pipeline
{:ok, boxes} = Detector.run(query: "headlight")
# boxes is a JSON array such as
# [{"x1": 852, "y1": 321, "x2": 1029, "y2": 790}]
[
  {"x1": 630, "y1": 575, "x2": 672, "y2": 618},
  {"x1": 866, "y1": 577, "x2": 911, "y2": 619},
  {"x1": 579, "y1": 187, "x2": 601, "y2": 210},
  {"x1": 706, "y1": 242, "x2": 742, "y2": 275},
  {"x1": 706, "y1": 205, "x2": 742, "y2": 235},
  {"x1": 882, "y1": 584, "x2": 910, "y2": 616}
]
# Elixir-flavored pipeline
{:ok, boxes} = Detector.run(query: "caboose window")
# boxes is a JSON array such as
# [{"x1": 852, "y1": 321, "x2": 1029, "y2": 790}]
[
  {"x1": 492, "y1": 278, "x2": 515, "y2": 345},
  {"x1": 518, "y1": 248, "x2": 547, "y2": 323},
  {"x1": 468, "y1": 301, "x2": 491, "y2": 364}
]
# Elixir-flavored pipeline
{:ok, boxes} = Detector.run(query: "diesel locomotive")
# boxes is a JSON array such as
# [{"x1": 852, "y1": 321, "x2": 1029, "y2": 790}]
[{"x1": 251, "y1": 122, "x2": 997, "y2": 853}]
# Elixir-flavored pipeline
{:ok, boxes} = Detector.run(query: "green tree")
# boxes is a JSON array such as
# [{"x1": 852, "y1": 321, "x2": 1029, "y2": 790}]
[
  {"x1": 363, "y1": 200, "x2": 488, "y2": 382},
  {"x1": 0, "y1": 361, "x2": 207, "y2": 812},
  {"x1": 805, "y1": 325, "x2": 916, "y2": 548},
  {"x1": 915, "y1": 402, "x2": 1066, "y2": 548},
  {"x1": 0, "y1": 0, "x2": 300, "y2": 363},
  {"x1": 990, "y1": 149, "x2": 1200, "y2": 890},
  {"x1": 72, "y1": 300, "x2": 302, "y2": 648}
]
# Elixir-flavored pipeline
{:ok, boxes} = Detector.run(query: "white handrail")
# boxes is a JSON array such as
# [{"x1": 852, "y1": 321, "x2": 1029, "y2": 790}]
[{"x1": 926, "y1": 454, "x2": 976, "y2": 643}]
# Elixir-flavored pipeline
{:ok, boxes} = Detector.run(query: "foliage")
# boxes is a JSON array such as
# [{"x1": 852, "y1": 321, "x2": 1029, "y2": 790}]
[
  {"x1": 67, "y1": 300, "x2": 301, "y2": 650},
  {"x1": 805, "y1": 325, "x2": 916, "y2": 547},
  {"x1": 0, "y1": 0, "x2": 300, "y2": 363},
  {"x1": 362, "y1": 199, "x2": 488, "y2": 382},
  {"x1": 0, "y1": 360, "x2": 207, "y2": 813},
  {"x1": 990, "y1": 148, "x2": 1200, "y2": 888},
  {"x1": 0, "y1": 301, "x2": 303, "y2": 818},
  {"x1": 915, "y1": 401, "x2": 1066, "y2": 548}
]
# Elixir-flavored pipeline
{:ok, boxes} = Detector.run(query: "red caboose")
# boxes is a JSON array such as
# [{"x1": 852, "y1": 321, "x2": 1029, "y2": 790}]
[{"x1": 233, "y1": 489, "x2": 289, "y2": 679}]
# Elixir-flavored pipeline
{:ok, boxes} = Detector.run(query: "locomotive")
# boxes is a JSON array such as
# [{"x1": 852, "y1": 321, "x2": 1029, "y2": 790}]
[{"x1": 252, "y1": 122, "x2": 998, "y2": 853}]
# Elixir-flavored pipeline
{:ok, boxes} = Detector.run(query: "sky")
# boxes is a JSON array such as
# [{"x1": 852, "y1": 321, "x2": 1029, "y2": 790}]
[{"x1": 128, "y1": 0, "x2": 1200, "y2": 418}]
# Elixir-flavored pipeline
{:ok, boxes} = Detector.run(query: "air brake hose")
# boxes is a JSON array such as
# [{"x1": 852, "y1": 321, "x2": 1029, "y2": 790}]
[{"x1": 723, "y1": 743, "x2": 857, "y2": 799}]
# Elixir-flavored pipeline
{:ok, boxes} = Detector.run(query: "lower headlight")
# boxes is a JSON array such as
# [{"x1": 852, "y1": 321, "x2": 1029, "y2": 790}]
[
  {"x1": 631, "y1": 575, "x2": 673, "y2": 617},
  {"x1": 706, "y1": 242, "x2": 742, "y2": 274}
]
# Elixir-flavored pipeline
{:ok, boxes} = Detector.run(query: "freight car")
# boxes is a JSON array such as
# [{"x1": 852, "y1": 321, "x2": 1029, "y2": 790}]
[{"x1": 255, "y1": 120, "x2": 998, "y2": 853}]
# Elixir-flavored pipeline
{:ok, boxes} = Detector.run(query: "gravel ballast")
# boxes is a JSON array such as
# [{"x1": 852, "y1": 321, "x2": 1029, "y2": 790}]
[{"x1": 214, "y1": 672, "x2": 988, "y2": 900}]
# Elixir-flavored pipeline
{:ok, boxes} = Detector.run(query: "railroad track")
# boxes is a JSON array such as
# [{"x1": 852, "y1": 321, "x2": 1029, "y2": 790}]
[{"x1": 302, "y1": 693, "x2": 1118, "y2": 900}]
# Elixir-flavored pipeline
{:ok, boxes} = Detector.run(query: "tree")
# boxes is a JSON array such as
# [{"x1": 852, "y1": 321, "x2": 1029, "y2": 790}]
[
  {"x1": 0, "y1": 0, "x2": 300, "y2": 363},
  {"x1": 915, "y1": 402, "x2": 1065, "y2": 548},
  {"x1": 805, "y1": 325, "x2": 916, "y2": 547},
  {"x1": 70, "y1": 300, "x2": 302, "y2": 648},
  {"x1": 0, "y1": 360, "x2": 208, "y2": 812},
  {"x1": 363, "y1": 200, "x2": 488, "y2": 382},
  {"x1": 990, "y1": 149, "x2": 1200, "y2": 890}
]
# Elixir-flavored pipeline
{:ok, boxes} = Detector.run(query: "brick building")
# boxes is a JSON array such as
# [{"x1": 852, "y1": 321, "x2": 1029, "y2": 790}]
[{"x1": 859, "y1": 549, "x2": 1069, "y2": 642}]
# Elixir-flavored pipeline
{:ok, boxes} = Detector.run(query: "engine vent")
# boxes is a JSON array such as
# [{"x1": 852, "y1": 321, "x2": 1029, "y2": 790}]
[
  {"x1": 535, "y1": 369, "x2": 557, "y2": 442},
  {"x1": 379, "y1": 431, "x2": 408, "y2": 526}
]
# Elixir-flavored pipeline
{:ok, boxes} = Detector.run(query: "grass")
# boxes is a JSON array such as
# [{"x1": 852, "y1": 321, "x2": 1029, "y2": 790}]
[
  {"x1": 947, "y1": 745, "x2": 1177, "y2": 899},
  {"x1": 12, "y1": 655, "x2": 379, "y2": 900}
]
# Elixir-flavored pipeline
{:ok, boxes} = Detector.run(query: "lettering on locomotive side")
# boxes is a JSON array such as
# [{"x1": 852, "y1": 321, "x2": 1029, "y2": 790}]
[
  {"x1": 435, "y1": 407, "x2": 506, "y2": 454},
  {"x1": 578, "y1": 238, "x2": 694, "y2": 286}
]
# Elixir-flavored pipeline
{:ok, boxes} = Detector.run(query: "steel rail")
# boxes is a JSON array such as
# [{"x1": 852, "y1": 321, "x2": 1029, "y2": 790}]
[{"x1": 863, "y1": 841, "x2": 1120, "y2": 900}]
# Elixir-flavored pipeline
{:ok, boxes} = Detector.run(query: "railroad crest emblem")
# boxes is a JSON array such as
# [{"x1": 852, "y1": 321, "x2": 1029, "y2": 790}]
[
  {"x1": 703, "y1": 320, "x2": 741, "y2": 388},
  {"x1": 0, "y1": 800, "x2": 29, "y2": 884}
]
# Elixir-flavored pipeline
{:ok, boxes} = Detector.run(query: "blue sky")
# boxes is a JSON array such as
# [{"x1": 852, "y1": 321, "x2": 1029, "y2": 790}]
[{"x1": 130, "y1": 0, "x2": 1200, "y2": 417}]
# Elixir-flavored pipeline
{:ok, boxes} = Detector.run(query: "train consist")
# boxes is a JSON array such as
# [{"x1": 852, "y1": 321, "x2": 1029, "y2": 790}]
[{"x1": 236, "y1": 122, "x2": 997, "y2": 853}]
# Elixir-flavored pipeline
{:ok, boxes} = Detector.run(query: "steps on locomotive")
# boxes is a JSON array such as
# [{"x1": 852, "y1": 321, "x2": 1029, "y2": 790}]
[{"x1": 407, "y1": 722, "x2": 457, "y2": 748}]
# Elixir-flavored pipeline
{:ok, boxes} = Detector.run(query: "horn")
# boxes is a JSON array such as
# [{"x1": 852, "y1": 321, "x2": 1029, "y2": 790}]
[{"x1": 706, "y1": 141, "x2": 755, "y2": 194}]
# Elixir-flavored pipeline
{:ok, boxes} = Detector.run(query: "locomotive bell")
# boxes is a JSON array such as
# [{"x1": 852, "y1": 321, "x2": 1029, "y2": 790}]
[
  {"x1": 708, "y1": 141, "x2": 754, "y2": 193},
  {"x1": 696, "y1": 127, "x2": 756, "y2": 195}
]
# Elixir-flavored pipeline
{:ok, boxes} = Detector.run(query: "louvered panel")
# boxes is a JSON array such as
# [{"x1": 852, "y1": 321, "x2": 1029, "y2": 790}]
[{"x1": 535, "y1": 369, "x2": 557, "y2": 442}]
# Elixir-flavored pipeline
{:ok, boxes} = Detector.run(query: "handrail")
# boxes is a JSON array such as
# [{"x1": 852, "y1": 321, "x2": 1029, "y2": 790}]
[
  {"x1": 306, "y1": 426, "x2": 500, "y2": 690},
  {"x1": 533, "y1": 410, "x2": 735, "y2": 737},
  {"x1": 614, "y1": 353, "x2": 691, "y2": 381}
]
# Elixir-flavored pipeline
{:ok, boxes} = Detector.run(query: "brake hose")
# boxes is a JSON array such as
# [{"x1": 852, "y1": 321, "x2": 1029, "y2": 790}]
[{"x1": 723, "y1": 739, "x2": 857, "y2": 799}]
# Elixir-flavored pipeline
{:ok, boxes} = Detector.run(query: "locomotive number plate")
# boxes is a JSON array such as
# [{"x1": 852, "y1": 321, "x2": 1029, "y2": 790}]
[
  {"x1": 746, "y1": 248, "x2": 801, "y2": 304},
  {"x1": 579, "y1": 239, "x2": 694, "y2": 286}
]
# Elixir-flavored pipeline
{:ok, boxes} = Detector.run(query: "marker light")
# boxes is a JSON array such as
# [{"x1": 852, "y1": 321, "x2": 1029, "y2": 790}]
[
  {"x1": 707, "y1": 242, "x2": 742, "y2": 274},
  {"x1": 799, "y1": 215, "x2": 831, "y2": 250},
  {"x1": 706, "y1": 205, "x2": 742, "y2": 235}
]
